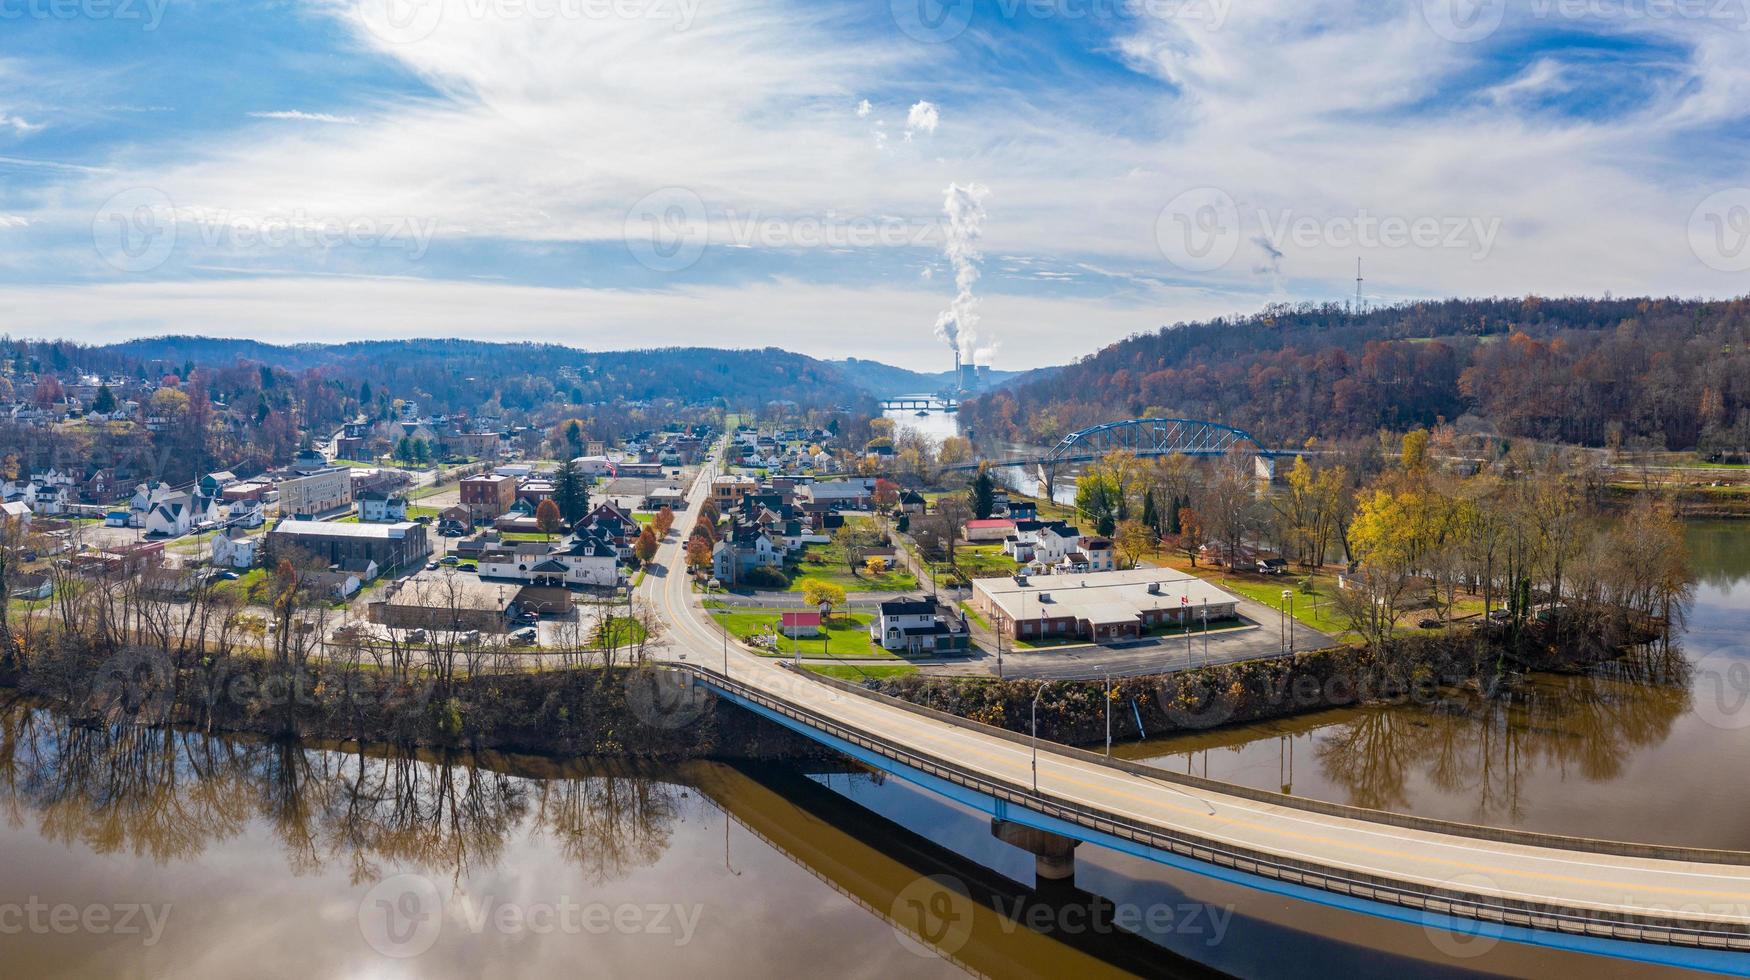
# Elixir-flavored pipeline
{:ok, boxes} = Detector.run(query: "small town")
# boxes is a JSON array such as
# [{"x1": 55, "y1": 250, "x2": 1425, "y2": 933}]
[{"x1": 7, "y1": 2, "x2": 1750, "y2": 978}]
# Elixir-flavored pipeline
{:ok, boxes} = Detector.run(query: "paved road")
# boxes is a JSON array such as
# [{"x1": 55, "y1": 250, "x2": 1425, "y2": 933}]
[{"x1": 640, "y1": 449, "x2": 1750, "y2": 952}]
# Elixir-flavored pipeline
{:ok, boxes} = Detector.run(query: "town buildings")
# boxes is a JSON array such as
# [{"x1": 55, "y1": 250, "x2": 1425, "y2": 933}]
[
  {"x1": 279, "y1": 468, "x2": 352, "y2": 517},
  {"x1": 264, "y1": 520, "x2": 430, "y2": 573},
  {"x1": 970, "y1": 567, "x2": 1241, "y2": 644}
]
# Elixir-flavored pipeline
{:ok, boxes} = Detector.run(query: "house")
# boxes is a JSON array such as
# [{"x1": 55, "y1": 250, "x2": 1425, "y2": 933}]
[
  {"x1": 478, "y1": 533, "x2": 620, "y2": 587},
  {"x1": 210, "y1": 527, "x2": 257, "y2": 569},
  {"x1": 291, "y1": 449, "x2": 328, "y2": 474},
  {"x1": 711, "y1": 525, "x2": 784, "y2": 585},
  {"x1": 144, "y1": 496, "x2": 193, "y2": 537},
  {"x1": 104, "y1": 509, "x2": 132, "y2": 528},
  {"x1": 138, "y1": 567, "x2": 202, "y2": 600},
  {"x1": 9, "y1": 571, "x2": 52, "y2": 601},
  {"x1": 301, "y1": 569, "x2": 361, "y2": 600},
  {"x1": 869, "y1": 599, "x2": 970, "y2": 654},
  {"x1": 963, "y1": 518, "x2": 1016, "y2": 543},
  {"x1": 1, "y1": 500, "x2": 31, "y2": 529},
  {"x1": 199, "y1": 471, "x2": 238, "y2": 496},
  {"x1": 226, "y1": 498, "x2": 267, "y2": 529},
  {"x1": 1257, "y1": 557, "x2": 1289, "y2": 575},
  {"x1": 1003, "y1": 520, "x2": 1080, "y2": 565},
  {"x1": 340, "y1": 557, "x2": 381, "y2": 582},
  {"x1": 1006, "y1": 500, "x2": 1038, "y2": 521},
  {"x1": 1076, "y1": 536, "x2": 1116, "y2": 572},
  {"x1": 355, "y1": 489, "x2": 410, "y2": 523},
  {"x1": 805, "y1": 478, "x2": 875, "y2": 510},
  {"x1": 898, "y1": 489, "x2": 926, "y2": 515}
]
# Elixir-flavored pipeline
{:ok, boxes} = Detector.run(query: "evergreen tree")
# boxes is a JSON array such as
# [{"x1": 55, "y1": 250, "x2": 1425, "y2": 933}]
[
  {"x1": 968, "y1": 469, "x2": 995, "y2": 519},
  {"x1": 92, "y1": 384, "x2": 116, "y2": 414},
  {"x1": 554, "y1": 457, "x2": 589, "y2": 523},
  {"x1": 1141, "y1": 489, "x2": 1157, "y2": 533}
]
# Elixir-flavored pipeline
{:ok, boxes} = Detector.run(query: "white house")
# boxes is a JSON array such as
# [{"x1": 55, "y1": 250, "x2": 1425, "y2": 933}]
[
  {"x1": 144, "y1": 496, "x2": 193, "y2": 537},
  {"x1": 8, "y1": 571, "x2": 53, "y2": 601},
  {"x1": 356, "y1": 490, "x2": 410, "y2": 523},
  {"x1": 211, "y1": 527, "x2": 257, "y2": 569},
  {"x1": 1, "y1": 500, "x2": 31, "y2": 529},
  {"x1": 869, "y1": 599, "x2": 970, "y2": 654},
  {"x1": 479, "y1": 535, "x2": 620, "y2": 587},
  {"x1": 226, "y1": 499, "x2": 266, "y2": 528}
]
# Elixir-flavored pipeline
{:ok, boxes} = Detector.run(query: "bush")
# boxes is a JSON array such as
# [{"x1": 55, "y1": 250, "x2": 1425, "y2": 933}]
[{"x1": 743, "y1": 566, "x2": 789, "y2": 589}]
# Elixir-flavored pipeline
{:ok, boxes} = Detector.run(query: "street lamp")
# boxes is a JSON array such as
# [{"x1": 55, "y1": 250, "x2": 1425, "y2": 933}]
[
  {"x1": 1281, "y1": 589, "x2": 1292, "y2": 656},
  {"x1": 1286, "y1": 589, "x2": 1296, "y2": 655},
  {"x1": 1031, "y1": 682, "x2": 1052, "y2": 793},
  {"x1": 1104, "y1": 672, "x2": 1112, "y2": 757}
]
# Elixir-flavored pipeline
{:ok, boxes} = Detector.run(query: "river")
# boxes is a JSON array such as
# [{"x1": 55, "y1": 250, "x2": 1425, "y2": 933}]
[
  {"x1": 1122, "y1": 521, "x2": 1750, "y2": 849},
  {"x1": 884, "y1": 402, "x2": 1077, "y2": 505}
]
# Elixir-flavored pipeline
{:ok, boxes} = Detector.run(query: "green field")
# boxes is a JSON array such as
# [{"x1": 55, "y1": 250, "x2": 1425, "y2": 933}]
[
  {"x1": 1199, "y1": 567, "x2": 1351, "y2": 636},
  {"x1": 786, "y1": 541, "x2": 917, "y2": 593},
  {"x1": 713, "y1": 608, "x2": 898, "y2": 660},
  {"x1": 926, "y1": 543, "x2": 1017, "y2": 586}
]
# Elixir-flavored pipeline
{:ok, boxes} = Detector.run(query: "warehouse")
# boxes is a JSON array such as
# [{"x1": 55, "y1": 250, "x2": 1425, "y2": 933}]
[{"x1": 264, "y1": 520, "x2": 430, "y2": 575}]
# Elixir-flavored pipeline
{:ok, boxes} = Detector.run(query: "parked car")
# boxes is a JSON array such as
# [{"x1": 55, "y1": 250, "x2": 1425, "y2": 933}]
[
  {"x1": 425, "y1": 561, "x2": 439, "y2": 570},
  {"x1": 510, "y1": 628, "x2": 538, "y2": 646},
  {"x1": 440, "y1": 555, "x2": 460, "y2": 566},
  {"x1": 458, "y1": 562, "x2": 477, "y2": 572},
  {"x1": 406, "y1": 629, "x2": 428, "y2": 643}
]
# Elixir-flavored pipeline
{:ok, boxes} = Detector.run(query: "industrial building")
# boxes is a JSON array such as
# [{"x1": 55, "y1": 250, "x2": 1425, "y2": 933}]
[
  {"x1": 264, "y1": 520, "x2": 430, "y2": 575},
  {"x1": 278, "y1": 468, "x2": 352, "y2": 517},
  {"x1": 970, "y1": 567, "x2": 1242, "y2": 644}
]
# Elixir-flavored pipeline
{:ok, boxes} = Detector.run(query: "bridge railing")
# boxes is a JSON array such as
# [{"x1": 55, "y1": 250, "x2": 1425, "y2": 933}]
[{"x1": 681, "y1": 663, "x2": 1750, "y2": 952}]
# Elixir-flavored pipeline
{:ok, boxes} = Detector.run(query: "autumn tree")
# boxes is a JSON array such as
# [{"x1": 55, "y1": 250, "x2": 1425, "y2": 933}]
[
  {"x1": 686, "y1": 535, "x2": 713, "y2": 573},
  {"x1": 800, "y1": 578, "x2": 846, "y2": 621},
  {"x1": 633, "y1": 526, "x2": 658, "y2": 565},
  {"x1": 653, "y1": 505, "x2": 675, "y2": 536},
  {"x1": 533, "y1": 498, "x2": 562, "y2": 541},
  {"x1": 1114, "y1": 518, "x2": 1153, "y2": 569}
]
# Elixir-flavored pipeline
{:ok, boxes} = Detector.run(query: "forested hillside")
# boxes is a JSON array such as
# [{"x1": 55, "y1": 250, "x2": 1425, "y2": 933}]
[{"x1": 963, "y1": 297, "x2": 1750, "y2": 453}]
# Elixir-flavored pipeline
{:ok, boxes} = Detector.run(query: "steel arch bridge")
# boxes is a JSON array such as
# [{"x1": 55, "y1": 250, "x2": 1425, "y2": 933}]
[{"x1": 1041, "y1": 418, "x2": 1276, "y2": 466}]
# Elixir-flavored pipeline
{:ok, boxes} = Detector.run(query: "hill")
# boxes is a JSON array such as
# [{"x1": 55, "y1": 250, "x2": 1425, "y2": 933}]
[{"x1": 961, "y1": 296, "x2": 1750, "y2": 454}]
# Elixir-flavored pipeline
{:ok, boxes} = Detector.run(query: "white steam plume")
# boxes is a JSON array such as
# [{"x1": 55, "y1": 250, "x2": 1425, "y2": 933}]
[{"x1": 932, "y1": 182, "x2": 990, "y2": 365}]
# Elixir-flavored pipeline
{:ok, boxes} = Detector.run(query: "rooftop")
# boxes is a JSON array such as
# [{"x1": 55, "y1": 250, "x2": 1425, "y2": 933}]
[
  {"x1": 270, "y1": 520, "x2": 419, "y2": 540},
  {"x1": 973, "y1": 566, "x2": 1241, "y2": 627}
]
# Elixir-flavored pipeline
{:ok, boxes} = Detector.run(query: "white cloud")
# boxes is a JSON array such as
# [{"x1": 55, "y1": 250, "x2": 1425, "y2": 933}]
[
  {"x1": 0, "y1": 113, "x2": 41, "y2": 134},
  {"x1": 855, "y1": 98, "x2": 872, "y2": 117},
  {"x1": 247, "y1": 110, "x2": 361, "y2": 124},
  {"x1": 904, "y1": 100, "x2": 939, "y2": 140}
]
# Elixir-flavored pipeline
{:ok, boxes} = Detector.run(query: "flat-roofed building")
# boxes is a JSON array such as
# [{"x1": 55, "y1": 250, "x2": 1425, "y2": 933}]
[
  {"x1": 265, "y1": 519, "x2": 429, "y2": 574},
  {"x1": 459, "y1": 474, "x2": 517, "y2": 523},
  {"x1": 970, "y1": 566, "x2": 1242, "y2": 644},
  {"x1": 278, "y1": 468, "x2": 352, "y2": 517}
]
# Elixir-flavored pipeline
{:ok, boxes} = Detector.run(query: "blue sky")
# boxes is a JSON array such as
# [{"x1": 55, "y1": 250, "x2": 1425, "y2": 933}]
[{"x1": 2, "y1": 0, "x2": 1749, "y2": 369}]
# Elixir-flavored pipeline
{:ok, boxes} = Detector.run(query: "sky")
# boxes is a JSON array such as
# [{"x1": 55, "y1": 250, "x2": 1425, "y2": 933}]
[{"x1": 2, "y1": 0, "x2": 1749, "y2": 370}]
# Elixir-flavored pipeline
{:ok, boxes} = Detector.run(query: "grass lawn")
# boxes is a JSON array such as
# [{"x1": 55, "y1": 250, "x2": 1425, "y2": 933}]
[
  {"x1": 713, "y1": 609, "x2": 899, "y2": 660},
  {"x1": 957, "y1": 600, "x2": 989, "y2": 630},
  {"x1": 407, "y1": 505, "x2": 441, "y2": 520},
  {"x1": 596, "y1": 616, "x2": 648, "y2": 646},
  {"x1": 927, "y1": 543, "x2": 1017, "y2": 585},
  {"x1": 804, "y1": 663, "x2": 918, "y2": 681},
  {"x1": 499, "y1": 531, "x2": 558, "y2": 542},
  {"x1": 787, "y1": 541, "x2": 917, "y2": 593},
  {"x1": 214, "y1": 567, "x2": 271, "y2": 603}
]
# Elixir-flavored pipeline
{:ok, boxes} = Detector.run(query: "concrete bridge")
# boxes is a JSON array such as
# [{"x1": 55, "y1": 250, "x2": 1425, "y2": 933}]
[{"x1": 643, "y1": 452, "x2": 1750, "y2": 974}]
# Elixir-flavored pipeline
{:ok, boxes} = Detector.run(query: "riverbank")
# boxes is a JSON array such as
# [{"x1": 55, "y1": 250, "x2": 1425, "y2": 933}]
[
  {"x1": 865, "y1": 628, "x2": 1636, "y2": 747},
  {"x1": 0, "y1": 649, "x2": 825, "y2": 762}
]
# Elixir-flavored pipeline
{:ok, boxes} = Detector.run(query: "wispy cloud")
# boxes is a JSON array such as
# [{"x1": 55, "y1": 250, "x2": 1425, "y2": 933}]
[{"x1": 247, "y1": 110, "x2": 361, "y2": 124}]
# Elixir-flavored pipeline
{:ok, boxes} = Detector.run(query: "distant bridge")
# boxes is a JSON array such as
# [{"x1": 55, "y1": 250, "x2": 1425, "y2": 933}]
[
  {"x1": 882, "y1": 396, "x2": 958, "y2": 412},
  {"x1": 944, "y1": 418, "x2": 1283, "y2": 492}
]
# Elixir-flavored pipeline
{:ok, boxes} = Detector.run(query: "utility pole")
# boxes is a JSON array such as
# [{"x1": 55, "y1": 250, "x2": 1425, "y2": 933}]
[{"x1": 1280, "y1": 589, "x2": 1290, "y2": 655}]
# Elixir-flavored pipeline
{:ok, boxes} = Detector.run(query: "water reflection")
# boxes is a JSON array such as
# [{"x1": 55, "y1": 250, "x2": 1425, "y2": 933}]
[{"x1": 1127, "y1": 521, "x2": 1750, "y2": 847}]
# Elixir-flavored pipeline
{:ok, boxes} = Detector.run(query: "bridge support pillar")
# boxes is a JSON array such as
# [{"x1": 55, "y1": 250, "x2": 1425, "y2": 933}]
[
  {"x1": 1036, "y1": 463, "x2": 1056, "y2": 504},
  {"x1": 992, "y1": 819, "x2": 1079, "y2": 883},
  {"x1": 1254, "y1": 454, "x2": 1276, "y2": 482}
]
